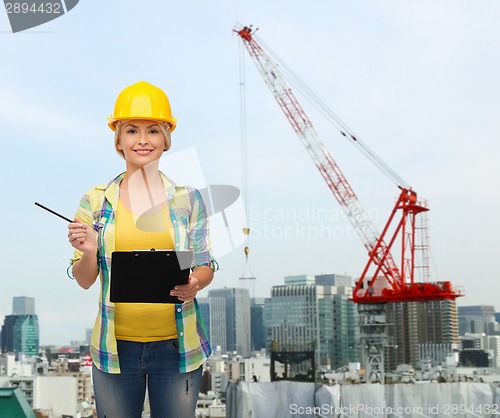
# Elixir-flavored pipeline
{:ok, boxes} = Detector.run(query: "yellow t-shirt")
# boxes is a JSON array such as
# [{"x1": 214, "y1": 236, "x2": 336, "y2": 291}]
[{"x1": 114, "y1": 199, "x2": 177, "y2": 341}]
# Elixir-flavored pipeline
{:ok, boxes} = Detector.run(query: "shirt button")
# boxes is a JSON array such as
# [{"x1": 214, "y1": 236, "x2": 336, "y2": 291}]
[
  {"x1": 177, "y1": 308, "x2": 181, "y2": 312},
  {"x1": 180, "y1": 332, "x2": 184, "y2": 337}
]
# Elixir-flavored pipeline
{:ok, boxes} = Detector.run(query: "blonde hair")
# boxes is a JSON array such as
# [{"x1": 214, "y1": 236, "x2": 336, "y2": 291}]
[{"x1": 114, "y1": 121, "x2": 172, "y2": 159}]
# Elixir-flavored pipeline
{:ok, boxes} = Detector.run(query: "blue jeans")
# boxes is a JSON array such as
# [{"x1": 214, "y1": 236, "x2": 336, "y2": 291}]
[{"x1": 92, "y1": 339, "x2": 202, "y2": 418}]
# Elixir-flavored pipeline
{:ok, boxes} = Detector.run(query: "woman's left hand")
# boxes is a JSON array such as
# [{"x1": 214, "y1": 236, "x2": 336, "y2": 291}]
[{"x1": 170, "y1": 275, "x2": 200, "y2": 302}]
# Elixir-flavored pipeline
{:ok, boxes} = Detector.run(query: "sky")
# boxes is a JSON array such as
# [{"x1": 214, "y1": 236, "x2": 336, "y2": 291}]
[{"x1": 0, "y1": 0, "x2": 499, "y2": 345}]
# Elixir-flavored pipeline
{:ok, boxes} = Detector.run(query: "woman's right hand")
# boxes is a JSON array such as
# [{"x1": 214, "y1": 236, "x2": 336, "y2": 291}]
[{"x1": 68, "y1": 218, "x2": 97, "y2": 254}]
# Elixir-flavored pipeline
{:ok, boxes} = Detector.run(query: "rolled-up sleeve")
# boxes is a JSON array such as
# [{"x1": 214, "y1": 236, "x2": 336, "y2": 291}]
[{"x1": 69, "y1": 191, "x2": 99, "y2": 269}]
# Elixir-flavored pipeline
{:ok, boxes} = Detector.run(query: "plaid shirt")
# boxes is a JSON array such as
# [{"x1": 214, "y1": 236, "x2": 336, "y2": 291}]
[{"x1": 70, "y1": 172, "x2": 217, "y2": 374}]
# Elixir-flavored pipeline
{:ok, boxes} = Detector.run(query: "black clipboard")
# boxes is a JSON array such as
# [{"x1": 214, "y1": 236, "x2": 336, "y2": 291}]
[{"x1": 110, "y1": 250, "x2": 193, "y2": 303}]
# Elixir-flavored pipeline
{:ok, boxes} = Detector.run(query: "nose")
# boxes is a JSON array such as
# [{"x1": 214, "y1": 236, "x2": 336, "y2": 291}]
[{"x1": 137, "y1": 131, "x2": 149, "y2": 145}]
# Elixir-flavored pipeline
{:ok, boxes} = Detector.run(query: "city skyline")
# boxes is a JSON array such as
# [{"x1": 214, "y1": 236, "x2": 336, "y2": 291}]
[
  {"x1": 2, "y1": 274, "x2": 500, "y2": 346},
  {"x1": 5, "y1": 291, "x2": 499, "y2": 378},
  {"x1": 3, "y1": 287, "x2": 500, "y2": 352},
  {"x1": 1, "y1": 1, "x2": 499, "y2": 345}
]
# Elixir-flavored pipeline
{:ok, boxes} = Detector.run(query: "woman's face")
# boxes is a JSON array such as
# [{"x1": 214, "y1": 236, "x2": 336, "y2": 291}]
[{"x1": 117, "y1": 120, "x2": 167, "y2": 169}]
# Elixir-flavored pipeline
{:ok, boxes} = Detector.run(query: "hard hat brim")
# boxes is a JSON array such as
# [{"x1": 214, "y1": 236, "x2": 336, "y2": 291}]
[{"x1": 107, "y1": 116, "x2": 177, "y2": 132}]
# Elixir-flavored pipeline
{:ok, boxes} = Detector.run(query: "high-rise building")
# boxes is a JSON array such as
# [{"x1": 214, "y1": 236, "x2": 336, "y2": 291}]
[
  {"x1": 197, "y1": 297, "x2": 227, "y2": 353},
  {"x1": 208, "y1": 288, "x2": 251, "y2": 357},
  {"x1": 284, "y1": 275, "x2": 316, "y2": 286},
  {"x1": 13, "y1": 315, "x2": 39, "y2": 356},
  {"x1": 12, "y1": 297, "x2": 35, "y2": 315},
  {"x1": 315, "y1": 274, "x2": 352, "y2": 288},
  {"x1": 1, "y1": 316, "x2": 17, "y2": 354},
  {"x1": 1, "y1": 297, "x2": 40, "y2": 356},
  {"x1": 331, "y1": 288, "x2": 360, "y2": 369},
  {"x1": 266, "y1": 275, "x2": 359, "y2": 371},
  {"x1": 251, "y1": 298, "x2": 267, "y2": 351},
  {"x1": 267, "y1": 283, "x2": 322, "y2": 367},
  {"x1": 458, "y1": 305, "x2": 497, "y2": 336},
  {"x1": 386, "y1": 300, "x2": 459, "y2": 370},
  {"x1": 458, "y1": 305, "x2": 496, "y2": 317}
]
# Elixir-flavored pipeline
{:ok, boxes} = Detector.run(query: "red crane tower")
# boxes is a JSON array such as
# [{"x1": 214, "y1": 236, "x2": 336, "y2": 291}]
[{"x1": 236, "y1": 24, "x2": 463, "y2": 382}]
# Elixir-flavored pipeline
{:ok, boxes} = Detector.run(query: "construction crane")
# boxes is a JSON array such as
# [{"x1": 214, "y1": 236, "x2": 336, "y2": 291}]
[{"x1": 235, "y1": 24, "x2": 463, "y2": 382}]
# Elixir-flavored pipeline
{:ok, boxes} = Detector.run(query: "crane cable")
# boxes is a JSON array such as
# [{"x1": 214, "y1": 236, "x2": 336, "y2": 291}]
[
  {"x1": 239, "y1": 38, "x2": 254, "y2": 279},
  {"x1": 256, "y1": 35, "x2": 409, "y2": 190}
]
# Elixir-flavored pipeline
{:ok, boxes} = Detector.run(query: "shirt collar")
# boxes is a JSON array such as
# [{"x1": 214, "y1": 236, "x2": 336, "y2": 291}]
[{"x1": 100, "y1": 171, "x2": 178, "y2": 209}]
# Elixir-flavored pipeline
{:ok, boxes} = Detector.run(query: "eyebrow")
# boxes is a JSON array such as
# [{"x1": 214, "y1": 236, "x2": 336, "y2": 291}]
[{"x1": 125, "y1": 123, "x2": 159, "y2": 129}]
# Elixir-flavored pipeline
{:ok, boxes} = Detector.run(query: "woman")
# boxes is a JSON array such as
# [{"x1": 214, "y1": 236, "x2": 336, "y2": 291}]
[{"x1": 67, "y1": 81, "x2": 217, "y2": 417}]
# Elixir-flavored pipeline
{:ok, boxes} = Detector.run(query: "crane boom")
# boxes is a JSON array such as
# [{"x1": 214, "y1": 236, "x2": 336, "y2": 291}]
[{"x1": 236, "y1": 25, "x2": 462, "y2": 303}]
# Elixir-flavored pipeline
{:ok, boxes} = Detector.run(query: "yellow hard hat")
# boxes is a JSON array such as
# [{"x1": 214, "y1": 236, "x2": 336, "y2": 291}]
[{"x1": 107, "y1": 81, "x2": 177, "y2": 132}]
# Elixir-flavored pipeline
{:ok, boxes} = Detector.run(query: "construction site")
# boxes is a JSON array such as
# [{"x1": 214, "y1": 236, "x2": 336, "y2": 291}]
[
  {"x1": 220, "y1": 23, "x2": 500, "y2": 418},
  {"x1": 236, "y1": 22, "x2": 463, "y2": 380}
]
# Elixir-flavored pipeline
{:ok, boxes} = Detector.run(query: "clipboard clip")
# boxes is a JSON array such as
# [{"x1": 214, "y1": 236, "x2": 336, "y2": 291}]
[{"x1": 131, "y1": 248, "x2": 174, "y2": 253}]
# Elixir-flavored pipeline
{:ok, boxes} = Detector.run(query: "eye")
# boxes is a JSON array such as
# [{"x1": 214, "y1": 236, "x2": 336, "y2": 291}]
[
  {"x1": 148, "y1": 129, "x2": 160, "y2": 134},
  {"x1": 126, "y1": 128, "x2": 137, "y2": 134}
]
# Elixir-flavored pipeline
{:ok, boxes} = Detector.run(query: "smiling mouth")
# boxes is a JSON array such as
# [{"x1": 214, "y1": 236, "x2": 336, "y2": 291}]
[{"x1": 133, "y1": 149, "x2": 154, "y2": 155}]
